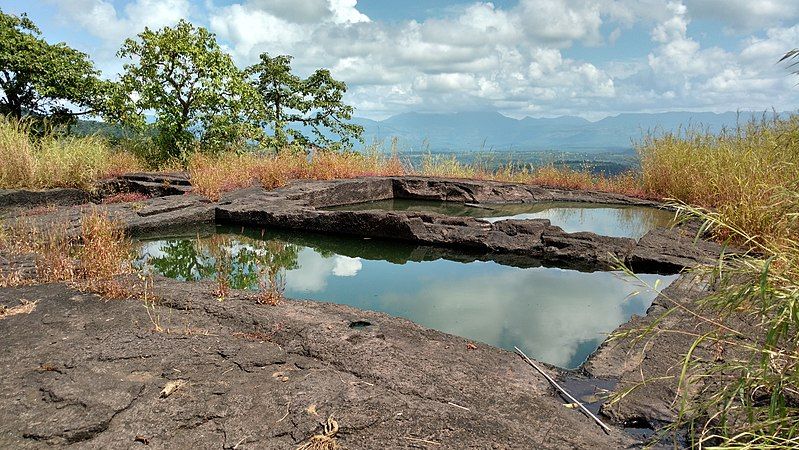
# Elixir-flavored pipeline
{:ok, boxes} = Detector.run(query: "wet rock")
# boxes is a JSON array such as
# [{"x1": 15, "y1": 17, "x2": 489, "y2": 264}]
[
  {"x1": 485, "y1": 219, "x2": 547, "y2": 253},
  {"x1": 542, "y1": 229, "x2": 637, "y2": 268}
]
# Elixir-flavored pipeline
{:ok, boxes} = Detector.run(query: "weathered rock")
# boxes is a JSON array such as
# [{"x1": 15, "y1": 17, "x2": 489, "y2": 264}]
[
  {"x1": 485, "y1": 219, "x2": 547, "y2": 253},
  {"x1": 542, "y1": 229, "x2": 637, "y2": 268},
  {"x1": 628, "y1": 227, "x2": 727, "y2": 273},
  {"x1": 584, "y1": 273, "x2": 716, "y2": 429},
  {"x1": 0, "y1": 188, "x2": 89, "y2": 210},
  {"x1": 94, "y1": 172, "x2": 192, "y2": 199},
  {"x1": 0, "y1": 281, "x2": 637, "y2": 449},
  {"x1": 3, "y1": 194, "x2": 214, "y2": 239},
  {"x1": 217, "y1": 180, "x2": 671, "y2": 271},
  {"x1": 391, "y1": 176, "x2": 663, "y2": 206}
]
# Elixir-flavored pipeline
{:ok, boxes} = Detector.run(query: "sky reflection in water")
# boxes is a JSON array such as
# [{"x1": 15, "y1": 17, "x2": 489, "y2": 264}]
[{"x1": 136, "y1": 228, "x2": 677, "y2": 369}]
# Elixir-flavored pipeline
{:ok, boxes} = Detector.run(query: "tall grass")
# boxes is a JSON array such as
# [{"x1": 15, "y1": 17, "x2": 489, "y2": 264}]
[
  {"x1": 78, "y1": 211, "x2": 133, "y2": 298},
  {"x1": 0, "y1": 117, "x2": 142, "y2": 190},
  {"x1": 0, "y1": 210, "x2": 132, "y2": 297},
  {"x1": 616, "y1": 200, "x2": 799, "y2": 449},
  {"x1": 616, "y1": 114, "x2": 799, "y2": 448},
  {"x1": 638, "y1": 114, "x2": 799, "y2": 246}
]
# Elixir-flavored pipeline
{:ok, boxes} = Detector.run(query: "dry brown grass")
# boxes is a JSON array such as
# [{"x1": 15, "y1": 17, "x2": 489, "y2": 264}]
[
  {"x1": 0, "y1": 300, "x2": 38, "y2": 319},
  {"x1": 296, "y1": 416, "x2": 342, "y2": 450},
  {"x1": 78, "y1": 211, "x2": 133, "y2": 298},
  {"x1": 188, "y1": 149, "x2": 405, "y2": 200},
  {"x1": 188, "y1": 147, "x2": 642, "y2": 201},
  {"x1": 257, "y1": 266, "x2": 285, "y2": 306},
  {"x1": 102, "y1": 192, "x2": 150, "y2": 204},
  {"x1": 0, "y1": 210, "x2": 132, "y2": 297},
  {"x1": 3, "y1": 219, "x2": 78, "y2": 284},
  {"x1": 0, "y1": 269, "x2": 28, "y2": 287},
  {"x1": 638, "y1": 114, "x2": 799, "y2": 247},
  {"x1": 0, "y1": 117, "x2": 142, "y2": 190}
]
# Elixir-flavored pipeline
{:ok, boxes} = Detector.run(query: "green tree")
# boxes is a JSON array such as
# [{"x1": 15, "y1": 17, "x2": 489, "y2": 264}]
[
  {"x1": 0, "y1": 10, "x2": 107, "y2": 124},
  {"x1": 142, "y1": 235, "x2": 300, "y2": 291},
  {"x1": 113, "y1": 20, "x2": 259, "y2": 161},
  {"x1": 245, "y1": 53, "x2": 363, "y2": 152}
]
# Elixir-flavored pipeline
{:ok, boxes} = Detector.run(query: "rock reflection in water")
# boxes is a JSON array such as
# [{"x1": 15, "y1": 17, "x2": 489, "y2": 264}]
[
  {"x1": 135, "y1": 228, "x2": 676, "y2": 369},
  {"x1": 327, "y1": 199, "x2": 675, "y2": 239}
]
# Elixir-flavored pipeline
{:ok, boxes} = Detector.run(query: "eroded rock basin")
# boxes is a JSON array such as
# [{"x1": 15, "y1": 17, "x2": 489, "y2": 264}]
[
  {"x1": 0, "y1": 175, "x2": 731, "y2": 448},
  {"x1": 136, "y1": 225, "x2": 678, "y2": 369}
]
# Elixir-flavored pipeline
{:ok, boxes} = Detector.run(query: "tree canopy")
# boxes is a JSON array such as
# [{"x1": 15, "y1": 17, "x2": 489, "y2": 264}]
[
  {"x1": 113, "y1": 20, "x2": 260, "y2": 160},
  {"x1": 1, "y1": 11, "x2": 365, "y2": 160},
  {"x1": 0, "y1": 10, "x2": 107, "y2": 123},
  {"x1": 246, "y1": 53, "x2": 363, "y2": 152}
]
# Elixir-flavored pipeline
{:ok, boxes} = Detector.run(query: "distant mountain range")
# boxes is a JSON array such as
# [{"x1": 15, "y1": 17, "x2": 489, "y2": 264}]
[
  {"x1": 353, "y1": 110, "x2": 779, "y2": 153},
  {"x1": 73, "y1": 110, "x2": 784, "y2": 154}
]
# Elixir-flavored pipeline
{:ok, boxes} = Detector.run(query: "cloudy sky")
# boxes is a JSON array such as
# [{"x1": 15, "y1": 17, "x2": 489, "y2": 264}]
[{"x1": 7, "y1": 0, "x2": 799, "y2": 119}]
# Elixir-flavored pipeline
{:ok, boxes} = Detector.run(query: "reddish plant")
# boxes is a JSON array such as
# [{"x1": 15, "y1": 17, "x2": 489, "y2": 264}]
[{"x1": 102, "y1": 192, "x2": 150, "y2": 204}]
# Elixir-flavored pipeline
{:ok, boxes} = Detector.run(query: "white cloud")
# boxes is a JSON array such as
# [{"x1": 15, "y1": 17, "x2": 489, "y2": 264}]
[
  {"x1": 517, "y1": 0, "x2": 603, "y2": 45},
  {"x1": 628, "y1": 1, "x2": 798, "y2": 113},
  {"x1": 38, "y1": 0, "x2": 799, "y2": 118},
  {"x1": 332, "y1": 256, "x2": 362, "y2": 277},
  {"x1": 328, "y1": 0, "x2": 370, "y2": 24},
  {"x1": 685, "y1": 0, "x2": 799, "y2": 32},
  {"x1": 47, "y1": 0, "x2": 191, "y2": 78},
  {"x1": 57, "y1": 0, "x2": 190, "y2": 44},
  {"x1": 205, "y1": 0, "x2": 624, "y2": 116},
  {"x1": 285, "y1": 251, "x2": 363, "y2": 292},
  {"x1": 246, "y1": 0, "x2": 331, "y2": 24},
  {"x1": 379, "y1": 267, "x2": 676, "y2": 368}
]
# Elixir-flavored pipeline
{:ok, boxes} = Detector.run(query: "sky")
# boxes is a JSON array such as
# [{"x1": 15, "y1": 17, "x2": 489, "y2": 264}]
[{"x1": 5, "y1": 0, "x2": 799, "y2": 120}]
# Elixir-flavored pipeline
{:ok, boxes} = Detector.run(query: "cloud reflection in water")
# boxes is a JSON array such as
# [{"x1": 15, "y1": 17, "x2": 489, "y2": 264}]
[{"x1": 137, "y1": 232, "x2": 676, "y2": 369}]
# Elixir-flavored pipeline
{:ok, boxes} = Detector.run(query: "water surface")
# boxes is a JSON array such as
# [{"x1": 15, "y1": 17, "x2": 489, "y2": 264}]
[
  {"x1": 327, "y1": 199, "x2": 674, "y2": 238},
  {"x1": 135, "y1": 227, "x2": 676, "y2": 369}
]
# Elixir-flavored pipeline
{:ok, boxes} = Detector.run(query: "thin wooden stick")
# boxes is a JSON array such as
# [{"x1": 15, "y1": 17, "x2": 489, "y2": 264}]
[
  {"x1": 404, "y1": 436, "x2": 441, "y2": 446},
  {"x1": 447, "y1": 401, "x2": 470, "y2": 411},
  {"x1": 514, "y1": 346, "x2": 612, "y2": 435}
]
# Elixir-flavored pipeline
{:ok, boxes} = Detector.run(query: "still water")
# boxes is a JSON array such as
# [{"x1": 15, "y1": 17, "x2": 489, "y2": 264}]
[
  {"x1": 135, "y1": 226, "x2": 677, "y2": 369},
  {"x1": 327, "y1": 199, "x2": 674, "y2": 239}
]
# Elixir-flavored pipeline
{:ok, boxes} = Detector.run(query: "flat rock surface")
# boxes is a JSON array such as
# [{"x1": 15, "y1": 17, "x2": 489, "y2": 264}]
[{"x1": 0, "y1": 281, "x2": 637, "y2": 449}]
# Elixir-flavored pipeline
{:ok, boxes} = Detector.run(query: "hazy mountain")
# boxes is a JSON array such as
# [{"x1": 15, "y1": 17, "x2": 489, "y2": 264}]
[
  {"x1": 73, "y1": 110, "x2": 779, "y2": 155},
  {"x1": 354, "y1": 110, "x2": 775, "y2": 152}
]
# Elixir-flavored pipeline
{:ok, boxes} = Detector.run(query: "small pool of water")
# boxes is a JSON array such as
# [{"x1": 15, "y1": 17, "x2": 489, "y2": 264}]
[
  {"x1": 135, "y1": 226, "x2": 677, "y2": 369},
  {"x1": 326, "y1": 199, "x2": 674, "y2": 239}
]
